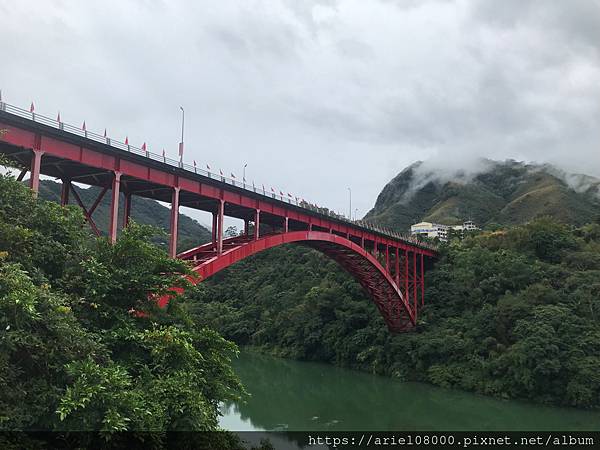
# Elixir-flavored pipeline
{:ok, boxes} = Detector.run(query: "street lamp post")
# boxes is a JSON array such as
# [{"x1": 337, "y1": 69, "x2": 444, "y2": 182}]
[
  {"x1": 243, "y1": 163, "x2": 247, "y2": 187},
  {"x1": 179, "y1": 106, "x2": 185, "y2": 163},
  {"x1": 347, "y1": 187, "x2": 352, "y2": 220},
  {"x1": 354, "y1": 208, "x2": 359, "y2": 221}
]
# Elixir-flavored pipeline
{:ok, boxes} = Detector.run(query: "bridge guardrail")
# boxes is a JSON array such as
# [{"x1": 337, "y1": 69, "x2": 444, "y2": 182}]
[{"x1": 0, "y1": 100, "x2": 438, "y2": 252}]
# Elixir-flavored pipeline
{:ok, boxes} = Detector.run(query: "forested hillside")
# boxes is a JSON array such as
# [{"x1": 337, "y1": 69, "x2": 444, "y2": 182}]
[
  {"x1": 365, "y1": 160, "x2": 600, "y2": 231},
  {"x1": 189, "y1": 218, "x2": 600, "y2": 408},
  {"x1": 0, "y1": 170, "x2": 270, "y2": 448}
]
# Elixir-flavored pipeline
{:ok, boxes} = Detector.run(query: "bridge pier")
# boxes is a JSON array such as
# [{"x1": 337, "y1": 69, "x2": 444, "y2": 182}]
[
  {"x1": 123, "y1": 192, "x2": 132, "y2": 228},
  {"x1": 108, "y1": 172, "x2": 121, "y2": 243},
  {"x1": 29, "y1": 149, "x2": 44, "y2": 195},
  {"x1": 60, "y1": 179, "x2": 71, "y2": 206},
  {"x1": 254, "y1": 209, "x2": 260, "y2": 240},
  {"x1": 217, "y1": 199, "x2": 224, "y2": 254},
  {"x1": 211, "y1": 212, "x2": 218, "y2": 251},
  {"x1": 169, "y1": 188, "x2": 180, "y2": 257}
]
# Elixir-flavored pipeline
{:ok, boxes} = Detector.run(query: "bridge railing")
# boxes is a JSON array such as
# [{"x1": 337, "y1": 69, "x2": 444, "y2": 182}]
[{"x1": 0, "y1": 100, "x2": 438, "y2": 252}]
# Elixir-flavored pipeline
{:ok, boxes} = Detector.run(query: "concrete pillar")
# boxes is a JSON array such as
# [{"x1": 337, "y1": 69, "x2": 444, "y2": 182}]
[
  {"x1": 217, "y1": 199, "x2": 224, "y2": 254},
  {"x1": 254, "y1": 209, "x2": 261, "y2": 241},
  {"x1": 29, "y1": 150, "x2": 43, "y2": 194},
  {"x1": 212, "y1": 212, "x2": 218, "y2": 251},
  {"x1": 169, "y1": 187, "x2": 180, "y2": 257},
  {"x1": 123, "y1": 192, "x2": 132, "y2": 228},
  {"x1": 60, "y1": 179, "x2": 71, "y2": 206},
  {"x1": 108, "y1": 172, "x2": 121, "y2": 243}
]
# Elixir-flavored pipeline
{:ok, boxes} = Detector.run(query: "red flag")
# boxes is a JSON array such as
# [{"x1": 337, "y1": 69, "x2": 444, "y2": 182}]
[
  {"x1": 287, "y1": 193, "x2": 292, "y2": 197},
  {"x1": 125, "y1": 136, "x2": 129, "y2": 145},
  {"x1": 280, "y1": 190, "x2": 284, "y2": 196},
  {"x1": 206, "y1": 164, "x2": 211, "y2": 170},
  {"x1": 162, "y1": 149, "x2": 166, "y2": 158},
  {"x1": 220, "y1": 169, "x2": 223, "y2": 176},
  {"x1": 103, "y1": 128, "x2": 107, "y2": 137},
  {"x1": 82, "y1": 121, "x2": 86, "y2": 131},
  {"x1": 231, "y1": 173, "x2": 236, "y2": 178},
  {"x1": 193, "y1": 160, "x2": 196, "y2": 167},
  {"x1": 56, "y1": 112, "x2": 61, "y2": 122},
  {"x1": 271, "y1": 187, "x2": 275, "y2": 192},
  {"x1": 30, "y1": 102, "x2": 35, "y2": 113},
  {"x1": 141, "y1": 142, "x2": 147, "y2": 152}
]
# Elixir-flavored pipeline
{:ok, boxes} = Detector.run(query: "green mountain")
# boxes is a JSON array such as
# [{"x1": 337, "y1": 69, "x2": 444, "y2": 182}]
[
  {"x1": 365, "y1": 160, "x2": 600, "y2": 231},
  {"x1": 38, "y1": 180, "x2": 211, "y2": 251}
]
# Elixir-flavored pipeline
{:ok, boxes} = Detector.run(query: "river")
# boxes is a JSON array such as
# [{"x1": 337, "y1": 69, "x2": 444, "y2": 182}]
[{"x1": 220, "y1": 351, "x2": 600, "y2": 432}]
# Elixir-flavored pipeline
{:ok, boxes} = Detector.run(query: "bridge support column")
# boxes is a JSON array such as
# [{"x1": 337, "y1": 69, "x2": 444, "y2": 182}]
[
  {"x1": 404, "y1": 249, "x2": 409, "y2": 305},
  {"x1": 385, "y1": 245, "x2": 389, "y2": 272},
  {"x1": 254, "y1": 209, "x2": 261, "y2": 241},
  {"x1": 109, "y1": 172, "x2": 121, "y2": 244},
  {"x1": 284, "y1": 217, "x2": 289, "y2": 233},
  {"x1": 169, "y1": 188, "x2": 180, "y2": 258},
  {"x1": 421, "y1": 253, "x2": 425, "y2": 307},
  {"x1": 123, "y1": 192, "x2": 132, "y2": 228},
  {"x1": 395, "y1": 247, "x2": 400, "y2": 287},
  {"x1": 217, "y1": 199, "x2": 224, "y2": 254},
  {"x1": 212, "y1": 212, "x2": 218, "y2": 250},
  {"x1": 29, "y1": 150, "x2": 44, "y2": 195},
  {"x1": 244, "y1": 219, "x2": 250, "y2": 237},
  {"x1": 413, "y1": 251, "x2": 418, "y2": 321},
  {"x1": 60, "y1": 179, "x2": 71, "y2": 206}
]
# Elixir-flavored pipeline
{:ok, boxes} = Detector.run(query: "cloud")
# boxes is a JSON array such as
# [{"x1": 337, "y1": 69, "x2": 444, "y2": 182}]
[{"x1": 0, "y1": 0, "x2": 598, "y2": 220}]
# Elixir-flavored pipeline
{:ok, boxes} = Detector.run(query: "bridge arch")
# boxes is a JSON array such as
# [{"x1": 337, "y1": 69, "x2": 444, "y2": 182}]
[{"x1": 178, "y1": 231, "x2": 417, "y2": 332}]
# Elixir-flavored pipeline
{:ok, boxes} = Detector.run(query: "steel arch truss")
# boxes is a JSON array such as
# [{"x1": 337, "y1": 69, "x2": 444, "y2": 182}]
[{"x1": 177, "y1": 231, "x2": 429, "y2": 333}]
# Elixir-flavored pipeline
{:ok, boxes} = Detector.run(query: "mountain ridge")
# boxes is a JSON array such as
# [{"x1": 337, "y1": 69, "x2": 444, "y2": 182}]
[{"x1": 365, "y1": 159, "x2": 600, "y2": 231}]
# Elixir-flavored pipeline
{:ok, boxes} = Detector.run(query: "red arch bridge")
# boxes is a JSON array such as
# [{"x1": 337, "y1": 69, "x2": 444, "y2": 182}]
[{"x1": 0, "y1": 101, "x2": 438, "y2": 332}]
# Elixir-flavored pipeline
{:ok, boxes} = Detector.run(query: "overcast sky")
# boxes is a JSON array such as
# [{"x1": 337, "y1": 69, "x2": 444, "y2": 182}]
[{"x1": 1, "y1": 0, "x2": 599, "y2": 223}]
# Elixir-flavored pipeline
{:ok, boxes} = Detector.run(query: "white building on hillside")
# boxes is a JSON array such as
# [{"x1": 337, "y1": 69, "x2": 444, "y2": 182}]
[{"x1": 410, "y1": 220, "x2": 479, "y2": 241}]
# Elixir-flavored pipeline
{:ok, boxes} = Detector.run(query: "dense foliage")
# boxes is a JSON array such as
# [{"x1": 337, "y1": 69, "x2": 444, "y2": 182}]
[
  {"x1": 190, "y1": 217, "x2": 600, "y2": 408},
  {"x1": 0, "y1": 170, "x2": 256, "y2": 448}
]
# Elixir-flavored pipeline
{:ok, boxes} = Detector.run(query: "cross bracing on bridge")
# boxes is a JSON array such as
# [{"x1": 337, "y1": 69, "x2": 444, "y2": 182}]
[{"x1": 0, "y1": 99, "x2": 438, "y2": 332}]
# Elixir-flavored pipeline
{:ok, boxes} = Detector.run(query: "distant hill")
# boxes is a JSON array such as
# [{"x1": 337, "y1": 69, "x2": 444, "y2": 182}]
[
  {"x1": 365, "y1": 160, "x2": 600, "y2": 231},
  {"x1": 38, "y1": 180, "x2": 211, "y2": 251}
]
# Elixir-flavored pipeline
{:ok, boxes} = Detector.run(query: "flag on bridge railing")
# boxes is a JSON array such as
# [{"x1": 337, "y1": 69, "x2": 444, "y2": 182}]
[
  {"x1": 30, "y1": 102, "x2": 35, "y2": 113},
  {"x1": 231, "y1": 173, "x2": 236, "y2": 179},
  {"x1": 103, "y1": 128, "x2": 107, "y2": 138},
  {"x1": 280, "y1": 190, "x2": 284, "y2": 196},
  {"x1": 125, "y1": 136, "x2": 129, "y2": 145},
  {"x1": 141, "y1": 142, "x2": 147, "y2": 152},
  {"x1": 193, "y1": 160, "x2": 196, "y2": 168},
  {"x1": 82, "y1": 121, "x2": 86, "y2": 131},
  {"x1": 287, "y1": 193, "x2": 292, "y2": 198},
  {"x1": 56, "y1": 112, "x2": 61, "y2": 122},
  {"x1": 162, "y1": 149, "x2": 166, "y2": 158},
  {"x1": 220, "y1": 169, "x2": 223, "y2": 176},
  {"x1": 206, "y1": 164, "x2": 211, "y2": 170},
  {"x1": 271, "y1": 187, "x2": 275, "y2": 193}
]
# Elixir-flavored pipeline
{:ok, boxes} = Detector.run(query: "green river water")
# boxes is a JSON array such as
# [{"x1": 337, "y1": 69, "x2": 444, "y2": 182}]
[{"x1": 219, "y1": 351, "x2": 600, "y2": 432}]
